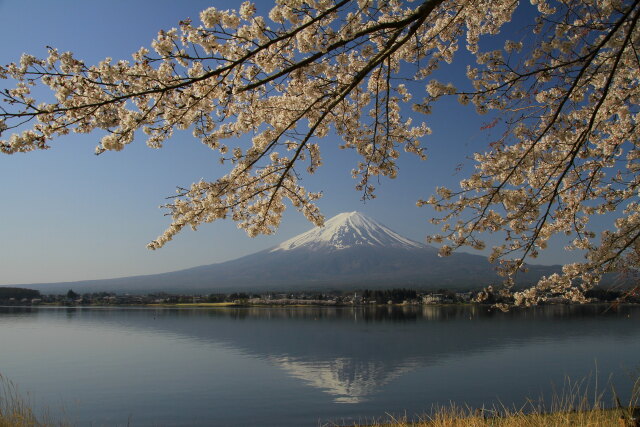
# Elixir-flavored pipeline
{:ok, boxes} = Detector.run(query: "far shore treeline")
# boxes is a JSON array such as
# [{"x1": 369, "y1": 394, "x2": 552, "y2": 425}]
[
  {"x1": 0, "y1": 287, "x2": 41, "y2": 300},
  {"x1": 0, "y1": 286, "x2": 638, "y2": 307}
]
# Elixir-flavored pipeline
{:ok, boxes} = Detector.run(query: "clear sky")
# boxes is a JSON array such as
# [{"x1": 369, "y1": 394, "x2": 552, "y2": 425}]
[{"x1": 0, "y1": 0, "x2": 580, "y2": 286}]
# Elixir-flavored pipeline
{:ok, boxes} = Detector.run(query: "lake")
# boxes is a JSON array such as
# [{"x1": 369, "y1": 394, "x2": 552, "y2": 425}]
[{"x1": 0, "y1": 304, "x2": 639, "y2": 426}]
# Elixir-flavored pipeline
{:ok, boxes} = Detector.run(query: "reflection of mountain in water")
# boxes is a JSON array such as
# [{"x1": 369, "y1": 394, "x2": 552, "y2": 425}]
[
  {"x1": 10, "y1": 305, "x2": 640, "y2": 404},
  {"x1": 272, "y1": 356, "x2": 420, "y2": 403}
]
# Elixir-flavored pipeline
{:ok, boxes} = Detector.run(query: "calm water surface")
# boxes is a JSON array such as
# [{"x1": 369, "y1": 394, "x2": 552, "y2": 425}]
[{"x1": 0, "y1": 305, "x2": 639, "y2": 426}]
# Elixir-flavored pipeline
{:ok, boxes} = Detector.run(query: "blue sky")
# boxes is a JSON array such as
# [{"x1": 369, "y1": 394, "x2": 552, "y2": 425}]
[{"x1": 0, "y1": 1, "x2": 577, "y2": 286}]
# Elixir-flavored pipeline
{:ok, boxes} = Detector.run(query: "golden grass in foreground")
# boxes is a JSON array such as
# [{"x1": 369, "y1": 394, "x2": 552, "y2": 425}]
[
  {"x1": 0, "y1": 375, "x2": 66, "y2": 427},
  {"x1": 350, "y1": 377, "x2": 640, "y2": 427},
  {"x1": 355, "y1": 407, "x2": 638, "y2": 426}
]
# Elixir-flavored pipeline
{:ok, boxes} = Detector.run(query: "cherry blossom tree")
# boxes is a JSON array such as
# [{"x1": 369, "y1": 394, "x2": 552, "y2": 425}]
[{"x1": 1, "y1": 0, "x2": 638, "y2": 305}]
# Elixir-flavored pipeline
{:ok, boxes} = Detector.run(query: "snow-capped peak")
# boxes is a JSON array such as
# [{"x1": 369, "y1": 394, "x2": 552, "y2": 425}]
[{"x1": 271, "y1": 211, "x2": 426, "y2": 252}]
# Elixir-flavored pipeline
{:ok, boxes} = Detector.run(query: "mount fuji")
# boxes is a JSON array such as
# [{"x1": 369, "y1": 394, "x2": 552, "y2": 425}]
[
  {"x1": 271, "y1": 211, "x2": 427, "y2": 252},
  {"x1": 19, "y1": 211, "x2": 559, "y2": 293}
]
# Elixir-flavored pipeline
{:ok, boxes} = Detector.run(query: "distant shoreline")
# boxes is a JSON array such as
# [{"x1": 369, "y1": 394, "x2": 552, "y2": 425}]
[{"x1": 1, "y1": 301, "x2": 636, "y2": 310}]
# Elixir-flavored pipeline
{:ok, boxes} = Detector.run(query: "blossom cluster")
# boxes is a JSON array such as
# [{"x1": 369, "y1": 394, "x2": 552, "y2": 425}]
[
  {"x1": 421, "y1": 0, "x2": 640, "y2": 305},
  {"x1": 1, "y1": 0, "x2": 447, "y2": 247}
]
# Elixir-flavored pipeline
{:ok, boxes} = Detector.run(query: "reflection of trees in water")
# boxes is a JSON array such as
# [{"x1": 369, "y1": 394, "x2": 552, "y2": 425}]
[
  {"x1": 162, "y1": 303, "x2": 635, "y2": 323},
  {"x1": 2, "y1": 305, "x2": 639, "y2": 403}
]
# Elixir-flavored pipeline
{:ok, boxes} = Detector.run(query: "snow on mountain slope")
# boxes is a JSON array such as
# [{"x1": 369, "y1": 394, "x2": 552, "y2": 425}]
[{"x1": 271, "y1": 211, "x2": 427, "y2": 252}]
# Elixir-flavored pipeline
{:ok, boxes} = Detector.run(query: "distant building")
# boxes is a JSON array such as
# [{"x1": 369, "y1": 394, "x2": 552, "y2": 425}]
[
  {"x1": 455, "y1": 292, "x2": 474, "y2": 302},
  {"x1": 422, "y1": 294, "x2": 443, "y2": 304}
]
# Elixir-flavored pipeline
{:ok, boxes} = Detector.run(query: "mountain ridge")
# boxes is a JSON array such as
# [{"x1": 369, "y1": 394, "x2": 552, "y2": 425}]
[{"x1": 4, "y1": 211, "x2": 561, "y2": 293}]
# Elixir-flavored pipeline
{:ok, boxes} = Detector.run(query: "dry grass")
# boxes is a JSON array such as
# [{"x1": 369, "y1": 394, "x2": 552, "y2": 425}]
[
  {"x1": 359, "y1": 407, "x2": 638, "y2": 427},
  {"x1": 0, "y1": 375, "x2": 66, "y2": 427},
  {"x1": 349, "y1": 377, "x2": 640, "y2": 427}
]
